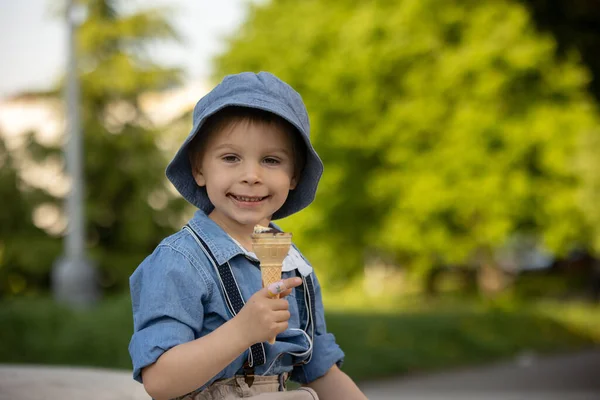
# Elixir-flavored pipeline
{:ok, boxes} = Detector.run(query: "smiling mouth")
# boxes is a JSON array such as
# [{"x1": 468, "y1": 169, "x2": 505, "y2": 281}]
[{"x1": 228, "y1": 194, "x2": 269, "y2": 203}]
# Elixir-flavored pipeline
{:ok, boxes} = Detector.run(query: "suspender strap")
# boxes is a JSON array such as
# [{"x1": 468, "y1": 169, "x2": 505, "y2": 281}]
[
  {"x1": 296, "y1": 271, "x2": 316, "y2": 364},
  {"x1": 184, "y1": 225, "x2": 266, "y2": 368}
]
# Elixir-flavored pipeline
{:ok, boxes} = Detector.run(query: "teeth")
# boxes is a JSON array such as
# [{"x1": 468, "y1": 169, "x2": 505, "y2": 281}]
[{"x1": 233, "y1": 195, "x2": 264, "y2": 202}]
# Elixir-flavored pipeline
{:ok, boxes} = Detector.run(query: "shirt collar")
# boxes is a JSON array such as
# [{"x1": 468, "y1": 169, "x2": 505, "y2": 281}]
[
  {"x1": 188, "y1": 210, "x2": 313, "y2": 276},
  {"x1": 188, "y1": 210, "x2": 246, "y2": 265},
  {"x1": 187, "y1": 210, "x2": 282, "y2": 266}
]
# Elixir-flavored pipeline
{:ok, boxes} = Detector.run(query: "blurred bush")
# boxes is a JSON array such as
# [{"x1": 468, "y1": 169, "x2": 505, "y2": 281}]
[{"x1": 1, "y1": 293, "x2": 598, "y2": 381}]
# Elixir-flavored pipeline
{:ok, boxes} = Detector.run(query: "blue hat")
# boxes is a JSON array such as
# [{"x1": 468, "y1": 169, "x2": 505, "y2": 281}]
[{"x1": 166, "y1": 72, "x2": 324, "y2": 220}]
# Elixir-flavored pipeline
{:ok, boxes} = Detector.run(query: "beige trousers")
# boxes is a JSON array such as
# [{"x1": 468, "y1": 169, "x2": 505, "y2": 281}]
[{"x1": 177, "y1": 375, "x2": 319, "y2": 400}]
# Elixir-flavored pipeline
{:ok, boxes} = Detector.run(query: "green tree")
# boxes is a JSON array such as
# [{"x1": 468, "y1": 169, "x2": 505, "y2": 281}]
[
  {"x1": 577, "y1": 129, "x2": 600, "y2": 253},
  {"x1": 72, "y1": 0, "x2": 190, "y2": 291},
  {"x1": 215, "y1": 0, "x2": 600, "y2": 284},
  {"x1": 1, "y1": 0, "x2": 190, "y2": 297},
  {"x1": 0, "y1": 133, "x2": 62, "y2": 297}
]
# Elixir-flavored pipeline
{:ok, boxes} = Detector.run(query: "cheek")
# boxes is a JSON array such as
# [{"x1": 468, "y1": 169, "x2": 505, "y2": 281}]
[
  {"x1": 275, "y1": 173, "x2": 296, "y2": 191},
  {"x1": 204, "y1": 166, "x2": 228, "y2": 184},
  {"x1": 203, "y1": 171, "x2": 228, "y2": 195},
  {"x1": 280, "y1": 163, "x2": 296, "y2": 182}
]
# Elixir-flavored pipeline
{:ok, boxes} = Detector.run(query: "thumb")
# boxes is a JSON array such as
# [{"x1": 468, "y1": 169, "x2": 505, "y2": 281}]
[{"x1": 265, "y1": 277, "x2": 302, "y2": 298}]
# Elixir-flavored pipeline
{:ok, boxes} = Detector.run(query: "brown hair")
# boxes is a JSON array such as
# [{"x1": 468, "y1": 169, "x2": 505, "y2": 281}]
[{"x1": 187, "y1": 106, "x2": 307, "y2": 182}]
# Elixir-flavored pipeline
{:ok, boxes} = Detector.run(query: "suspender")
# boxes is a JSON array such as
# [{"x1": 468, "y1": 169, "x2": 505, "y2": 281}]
[
  {"x1": 300, "y1": 273, "x2": 316, "y2": 364},
  {"x1": 183, "y1": 224, "x2": 316, "y2": 369}
]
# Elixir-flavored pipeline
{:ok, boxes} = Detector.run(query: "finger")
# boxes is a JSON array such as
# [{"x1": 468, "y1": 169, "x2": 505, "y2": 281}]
[
  {"x1": 271, "y1": 299, "x2": 290, "y2": 311},
  {"x1": 274, "y1": 321, "x2": 289, "y2": 334},
  {"x1": 278, "y1": 287, "x2": 294, "y2": 298},
  {"x1": 266, "y1": 280, "x2": 286, "y2": 298},
  {"x1": 282, "y1": 277, "x2": 303, "y2": 289},
  {"x1": 264, "y1": 277, "x2": 302, "y2": 298},
  {"x1": 278, "y1": 277, "x2": 302, "y2": 298},
  {"x1": 273, "y1": 310, "x2": 291, "y2": 322}
]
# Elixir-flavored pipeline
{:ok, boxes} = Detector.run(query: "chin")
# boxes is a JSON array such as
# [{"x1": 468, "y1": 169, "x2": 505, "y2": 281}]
[
  {"x1": 227, "y1": 207, "x2": 280, "y2": 226},
  {"x1": 232, "y1": 215, "x2": 267, "y2": 227}
]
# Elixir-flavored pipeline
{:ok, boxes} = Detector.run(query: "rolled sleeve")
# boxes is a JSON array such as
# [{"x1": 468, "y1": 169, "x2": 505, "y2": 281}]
[
  {"x1": 291, "y1": 272, "x2": 345, "y2": 384},
  {"x1": 128, "y1": 244, "x2": 210, "y2": 383}
]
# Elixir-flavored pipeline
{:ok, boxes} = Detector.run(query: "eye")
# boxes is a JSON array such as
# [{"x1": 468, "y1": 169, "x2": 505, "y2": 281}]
[
  {"x1": 222, "y1": 155, "x2": 240, "y2": 163},
  {"x1": 263, "y1": 157, "x2": 281, "y2": 165}
]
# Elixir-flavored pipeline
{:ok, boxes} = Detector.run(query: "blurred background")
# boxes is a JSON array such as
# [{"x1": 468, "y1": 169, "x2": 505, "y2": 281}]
[{"x1": 1, "y1": 0, "x2": 600, "y2": 395}]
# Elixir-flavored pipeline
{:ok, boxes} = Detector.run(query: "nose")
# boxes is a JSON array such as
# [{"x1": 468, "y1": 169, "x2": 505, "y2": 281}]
[{"x1": 240, "y1": 161, "x2": 262, "y2": 185}]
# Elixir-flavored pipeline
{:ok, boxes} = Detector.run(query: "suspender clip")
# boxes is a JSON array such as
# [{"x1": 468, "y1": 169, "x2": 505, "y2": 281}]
[{"x1": 243, "y1": 363, "x2": 255, "y2": 388}]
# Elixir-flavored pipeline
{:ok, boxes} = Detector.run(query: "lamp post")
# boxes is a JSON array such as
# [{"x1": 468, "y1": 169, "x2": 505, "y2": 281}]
[{"x1": 52, "y1": 0, "x2": 99, "y2": 308}]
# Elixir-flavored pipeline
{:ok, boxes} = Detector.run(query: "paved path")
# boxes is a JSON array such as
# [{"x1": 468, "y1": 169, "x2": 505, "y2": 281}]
[
  {"x1": 360, "y1": 349, "x2": 600, "y2": 400},
  {"x1": 1, "y1": 349, "x2": 599, "y2": 399}
]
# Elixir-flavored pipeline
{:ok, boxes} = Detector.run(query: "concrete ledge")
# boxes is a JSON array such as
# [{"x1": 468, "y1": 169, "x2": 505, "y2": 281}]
[
  {"x1": 0, "y1": 365, "x2": 148, "y2": 400},
  {"x1": 2, "y1": 350, "x2": 600, "y2": 400}
]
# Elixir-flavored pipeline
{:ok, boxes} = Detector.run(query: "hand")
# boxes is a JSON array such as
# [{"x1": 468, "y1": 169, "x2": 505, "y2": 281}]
[{"x1": 234, "y1": 277, "x2": 302, "y2": 346}]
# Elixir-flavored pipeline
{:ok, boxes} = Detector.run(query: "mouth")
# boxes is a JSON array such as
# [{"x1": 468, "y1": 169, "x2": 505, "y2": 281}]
[{"x1": 228, "y1": 194, "x2": 269, "y2": 203}]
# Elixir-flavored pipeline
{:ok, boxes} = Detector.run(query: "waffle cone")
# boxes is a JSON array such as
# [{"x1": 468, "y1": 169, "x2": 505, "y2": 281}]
[
  {"x1": 251, "y1": 232, "x2": 292, "y2": 345},
  {"x1": 251, "y1": 233, "x2": 292, "y2": 292},
  {"x1": 251, "y1": 234, "x2": 292, "y2": 263},
  {"x1": 261, "y1": 265, "x2": 284, "y2": 288}
]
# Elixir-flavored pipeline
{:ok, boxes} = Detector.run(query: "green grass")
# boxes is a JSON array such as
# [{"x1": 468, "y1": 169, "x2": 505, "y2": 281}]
[
  {"x1": 1, "y1": 293, "x2": 599, "y2": 382},
  {"x1": 328, "y1": 307, "x2": 598, "y2": 381}
]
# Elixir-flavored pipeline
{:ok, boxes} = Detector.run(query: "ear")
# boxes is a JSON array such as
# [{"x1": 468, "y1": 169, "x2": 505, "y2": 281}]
[
  {"x1": 192, "y1": 168, "x2": 206, "y2": 187},
  {"x1": 290, "y1": 176, "x2": 298, "y2": 190}
]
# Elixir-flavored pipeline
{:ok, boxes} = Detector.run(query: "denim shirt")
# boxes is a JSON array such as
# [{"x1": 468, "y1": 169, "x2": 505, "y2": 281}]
[{"x1": 128, "y1": 210, "x2": 344, "y2": 390}]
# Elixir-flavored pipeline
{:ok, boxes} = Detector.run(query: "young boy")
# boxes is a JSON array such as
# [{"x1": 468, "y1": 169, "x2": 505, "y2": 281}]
[{"x1": 129, "y1": 72, "x2": 367, "y2": 399}]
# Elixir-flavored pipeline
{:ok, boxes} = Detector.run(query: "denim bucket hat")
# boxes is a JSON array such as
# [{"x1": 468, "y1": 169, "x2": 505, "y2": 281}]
[{"x1": 166, "y1": 71, "x2": 324, "y2": 220}]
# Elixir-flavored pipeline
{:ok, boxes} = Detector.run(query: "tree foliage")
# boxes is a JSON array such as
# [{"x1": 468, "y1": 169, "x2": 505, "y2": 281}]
[
  {"x1": 72, "y1": 0, "x2": 190, "y2": 291},
  {"x1": 0, "y1": 134, "x2": 61, "y2": 297},
  {"x1": 214, "y1": 0, "x2": 600, "y2": 282},
  {"x1": 0, "y1": 0, "x2": 188, "y2": 297}
]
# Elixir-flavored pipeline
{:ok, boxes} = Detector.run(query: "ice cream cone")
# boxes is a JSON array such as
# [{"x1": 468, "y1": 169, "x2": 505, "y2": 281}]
[{"x1": 251, "y1": 227, "x2": 292, "y2": 344}]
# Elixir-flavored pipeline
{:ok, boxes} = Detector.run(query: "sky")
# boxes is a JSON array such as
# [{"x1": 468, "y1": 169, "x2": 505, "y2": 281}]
[{"x1": 0, "y1": 0, "x2": 253, "y2": 98}]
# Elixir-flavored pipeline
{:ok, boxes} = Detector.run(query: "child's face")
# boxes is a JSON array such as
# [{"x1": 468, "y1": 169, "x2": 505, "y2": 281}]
[{"x1": 192, "y1": 120, "x2": 298, "y2": 232}]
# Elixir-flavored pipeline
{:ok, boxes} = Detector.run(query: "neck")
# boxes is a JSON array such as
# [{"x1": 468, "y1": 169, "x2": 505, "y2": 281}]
[{"x1": 208, "y1": 212, "x2": 271, "y2": 251}]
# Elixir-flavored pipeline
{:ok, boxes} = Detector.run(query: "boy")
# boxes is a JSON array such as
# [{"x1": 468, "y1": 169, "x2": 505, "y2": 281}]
[{"x1": 129, "y1": 72, "x2": 367, "y2": 399}]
